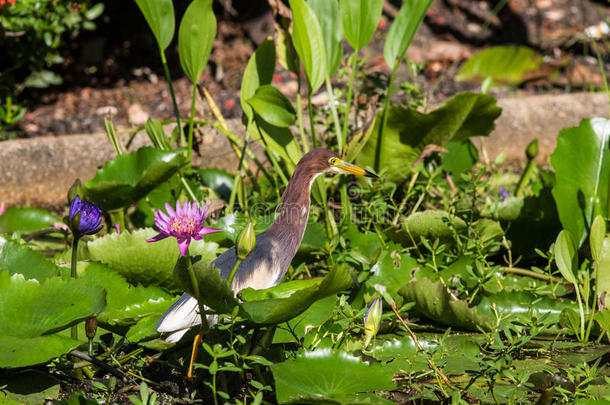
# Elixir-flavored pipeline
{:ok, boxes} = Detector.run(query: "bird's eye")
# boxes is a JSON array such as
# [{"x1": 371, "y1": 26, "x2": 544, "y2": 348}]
[{"x1": 329, "y1": 158, "x2": 338, "y2": 165}]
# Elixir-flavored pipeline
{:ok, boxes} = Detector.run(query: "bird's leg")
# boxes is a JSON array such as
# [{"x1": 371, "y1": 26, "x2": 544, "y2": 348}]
[{"x1": 187, "y1": 330, "x2": 204, "y2": 380}]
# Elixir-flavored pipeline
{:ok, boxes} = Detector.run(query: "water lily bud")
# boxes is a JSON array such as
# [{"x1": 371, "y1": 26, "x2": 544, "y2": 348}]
[
  {"x1": 363, "y1": 298, "x2": 382, "y2": 348},
  {"x1": 525, "y1": 139, "x2": 539, "y2": 160},
  {"x1": 85, "y1": 317, "x2": 98, "y2": 339},
  {"x1": 67, "y1": 195, "x2": 103, "y2": 238},
  {"x1": 237, "y1": 222, "x2": 256, "y2": 260}
]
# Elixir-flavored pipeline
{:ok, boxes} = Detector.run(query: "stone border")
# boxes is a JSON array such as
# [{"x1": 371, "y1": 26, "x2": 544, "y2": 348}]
[{"x1": 1, "y1": 92, "x2": 607, "y2": 209}]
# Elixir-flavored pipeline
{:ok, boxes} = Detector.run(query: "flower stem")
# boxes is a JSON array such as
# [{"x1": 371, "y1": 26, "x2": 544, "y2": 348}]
[
  {"x1": 184, "y1": 254, "x2": 210, "y2": 333},
  {"x1": 71, "y1": 237, "x2": 80, "y2": 340},
  {"x1": 187, "y1": 81, "x2": 198, "y2": 166},
  {"x1": 160, "y1": 48, "x2": 185, "y2": 147},
  {"x1": 325, "y1": 77, "x2": 343, "y2": 153},
  {"x1": 227, "y1": 257, "x2": 242, "y2": 287},
  {"x1": 296, "y1": 79, "x2": 308, "y2": 153},
  {"x1": 307, "y1": 86, "x2": 317, "y2": 149},
  {"x1": 342, "y1": 49, "x2": 359, "y2": 143}
]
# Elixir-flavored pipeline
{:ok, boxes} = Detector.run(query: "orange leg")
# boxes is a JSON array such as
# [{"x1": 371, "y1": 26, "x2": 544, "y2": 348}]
[{"x1": 187, "y1": 331, "x2": 204, "y2": 380}]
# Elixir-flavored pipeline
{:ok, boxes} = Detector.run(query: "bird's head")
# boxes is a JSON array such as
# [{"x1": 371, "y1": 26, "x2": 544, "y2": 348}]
[{"x1": 299, "y1": 148, "x2": 378, "y2": 179}]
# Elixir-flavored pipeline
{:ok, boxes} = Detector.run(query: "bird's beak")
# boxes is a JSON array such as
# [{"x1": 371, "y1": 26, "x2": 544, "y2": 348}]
[{"x1": 332, "y1": 159, "x2": 378, "y2": 178}]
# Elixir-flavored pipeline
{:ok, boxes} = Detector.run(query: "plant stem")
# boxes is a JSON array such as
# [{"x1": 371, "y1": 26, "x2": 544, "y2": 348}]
[
  {"x1": 255, "y1": 123, "x2": 289, "y2": 185},
  {"x1": 325, "y1": 77, "x2": 343, "y2": 153},
  {"x1": 160, "y1": 49, "x2": 185, "y2": 147},
  {"x1": 376, "y1": 59, "x2": 400, "y2": 172},
  {"x1": 71, "y1": 237, "x2": 80, "y2": 340},
  {"x1": 296, "y1": 81, "x2": 309, "y2": 153},
  {"x1": 227, "y1": 257, "x2": 242, "y2": 287},
  {"x1": 187, "y1": 82, "x2": 197, "y2": 165},
  {"x1": 498, "y1": 266, "x2": 561, "y2": 282},
  {"x1": 574, "y1": 284, "x2": 586, "y2": 342},
  {"x1": 184, "y1": 254, "x2": 210, "y2": 333},
  {"x1": 307, "y1": 86, "x2": 317, "y2": 148},
  {"x1": 179, "y1": 176, "x2": 198, "y2": 202},
  {"x1": 342, "y1": 49, "x2": 359, "y2": 143}
]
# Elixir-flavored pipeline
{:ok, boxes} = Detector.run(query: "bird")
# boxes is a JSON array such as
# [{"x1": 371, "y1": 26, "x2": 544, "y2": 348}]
[{"x1": 155, "y1": 148, "x2": 376, "y2": 373}]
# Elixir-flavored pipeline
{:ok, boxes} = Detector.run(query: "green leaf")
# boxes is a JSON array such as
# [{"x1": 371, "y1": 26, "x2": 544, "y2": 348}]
[
  {"x1": 398, "y1": 278, "x2": 492, "y2": 331},
  {"x1": 249, "y1": 117, "x2": 301, "y2": 170},
  {"x1": 0, "y1": 235, "x2": 62, "y2": 282},
  {"x1": 144, "y1": 118, "x2": 171, "y2": 150},
  {"x1": 355, "y1": 93, "x2": 501, "y2": 180},
  {"x1": 456, "y1": 46, "x2": 546, "y2": 87},
  {"x1": 87, "y1": 228, "x2": 218, "y2": 290},
  {"x1": 271, "y1": 349, "x2": 395, "y2": 403},
  {"x1": 178, "y1": 0, "x2": 216, "y2": 83},
  {"x1": 554, "y1": 230, "x2": 577, "y2": 285},
  {"x1": 289, "y1": 0, "x2": 327, "y2": 93},
  {"x1": 198, "y1": 168, "x2": 233, "y2": 201},
  {"x1": 85, "y1": 3, "x2": 104, "y2": 20},
  {"x1": 390, "y1": 210, "x2": 467, "y2": 245},
  {"x1": 1, "y1": 370, "x2": 61, "y2": 404},
  {"x1": 240, "y1": 39, "x2": 276, "y2": 121},
  {"x1": 0, "y1": 271, "x2": 106, "y2": 367},
  {"x1": 79, "y1": 262, "x2": 174, "y2": 325},
  {"x1": 551, "y1": 118, "x2": 610, "y2": 246},
  {"x1": 590, "y1": 215, "x2": 606, "y2": 262},
  {"x1": 340, "y1": 0, "x2": 382, "y2": 50},
  {"x1": 365, "y1": 248, "x2": 418, "y2": 299},
  {"x1": 82, "y1": 146, "x2": 186, "y2": 210},
  {"x1": 247, "y1": 85, "x2": 296, "y2": 128},
  {"x1": 135, "y1": 0, "x2": 175, "y2": 51},
  {"x1": 596, "y1": 235, "x2": 610, "y2": 300},
  {"x1": 309, "y1": 0, "x2": 343, "y2": 76},
  {"x1": 383, "y1": 0, "x2": 433, "y2": 67},
  {"x1": 125, "y1": 315, "x2": 160, "y2": 343},
  {"x1": 273, "y1": 295, "x2": 337, "y2": 343},
  {"x1": 0, "y1": 207, "x2": 61, "y2": 233},
  {"x1": 441, "y1": 140, "x2": 479, "y2": 175}
]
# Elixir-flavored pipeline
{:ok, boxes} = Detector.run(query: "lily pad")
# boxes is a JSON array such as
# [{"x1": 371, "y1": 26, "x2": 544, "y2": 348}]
[
  {"x1": 389, "y1": 210, "x2": 467, "y2": 245},
  {"x1": 87, "y1": 228, "x2": 218, "y2": 290},
  {"x1": 0, "y1": 235, "x2": 62, "y2": 282},
  {"x1": 271, "y1": 349, "x2": 395, "y2": 404},
  {"x1": 83, "y1": 146, "x2": 186, "y2": 210},
  {"x1": 0, "y1": 370, "x2": 61, "y2": 404},
  {"x1": 0, "y1": 207, "x2": 61, "y2": 233}
]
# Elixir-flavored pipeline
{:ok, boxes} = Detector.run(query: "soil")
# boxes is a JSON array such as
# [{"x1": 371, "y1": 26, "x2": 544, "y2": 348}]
[{"x1": 13, "y1": 0, "x2": 610, "y2": 139}]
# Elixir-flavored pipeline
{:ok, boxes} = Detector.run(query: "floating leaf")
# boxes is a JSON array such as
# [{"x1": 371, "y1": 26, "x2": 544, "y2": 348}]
[
  {"x1": 289, "y1": 0, "x2": 327, "y2": 93},
  {"x1": 356, "y1": 93, "x2": 501, "y2": 180},
  {"x1": 551, "y1": 118, "x2": 610, "y2": 246},
  {"x1": 87, "y1": 228, "x2": 218, "y2": 290},
  {"x1": 135, "y1": 0, "x2": 175, "y2": 51},
  {"x1": 456, "y1": 46, "x2": 546, "y2": 87},
  {"x1": 178, "y1": 0, "x2": 216, "y2": 83},
  {"x1": 271, "y1": 349, "x2": 395, "y2": 403},
  {"x1": 247, "y1": 85, "x2": 296, "y2": 128},
  {"x1": 83, "y1": 147, "x2": 186, "y2": 210},
  {"x1": 340, "y1": 0, "x2": 382, "y2": 50},
  {"x1": 383, "y1": 0, "x2": 433, "y2": 67},
  {"x1": 0, "y1": 235, "x2": 61, "y2": 282},
  {"x1": 0, "y1": 207, "x2": 60, "y2": 233}
]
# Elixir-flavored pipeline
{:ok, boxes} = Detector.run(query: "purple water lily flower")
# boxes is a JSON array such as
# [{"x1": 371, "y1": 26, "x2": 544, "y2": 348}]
[
  {"x1": 147, "y1": 200, "x2": 220, "y2": 256},
  {"x1": 69, "y1": 195, "x2": 103, "y2": 237}
]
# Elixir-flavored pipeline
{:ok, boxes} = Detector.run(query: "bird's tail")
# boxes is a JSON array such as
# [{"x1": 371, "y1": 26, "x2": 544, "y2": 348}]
[{"x1": 156, "y1": 293, "x2": 215, "y2": 343}]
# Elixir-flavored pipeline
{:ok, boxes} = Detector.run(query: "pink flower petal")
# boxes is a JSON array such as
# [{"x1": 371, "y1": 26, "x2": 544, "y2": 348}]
[
  {"x1": 177, "y1": 238, "x2": 190, "y2": 256},
  {"x1": 147, "y1": 233, "x2": 169, "y2": 243},
  {"x1": 199, "y1": 227, "x2": 221, "y2": 236},
  {"x1": 201, "y1": 204, "x2": 209, "y2": 218},
  {"x1": 192, "y1": 235, "x2": 202, "y2": 240},
  {"x1": 165, "y1": 202, "x2": 175, "y2": 217}
]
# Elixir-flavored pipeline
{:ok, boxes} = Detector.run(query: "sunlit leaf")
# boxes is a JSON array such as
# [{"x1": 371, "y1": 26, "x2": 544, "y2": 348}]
[
  {"x1": 383, "y1": 0, "x2": 433, "y2": 67},
  {"x1": 135, "y1": 0, "x2": 175, "y2": 50},
  {"x1": 0, "y1": 207, "x2": 60, "y2": 233},
  {"x1": 340, "y1": 0, "x2": 382, "y2": 50},
  {"x1": 551, "y1": 118, "x2": 610, "y2": 246},
  {"x1": 247, "y1": 85, "x2": 296, "y2": 128},
  {"x1": 309, "y1": 0, "x2": 343, "y2": 76},
  {"x1": 240, "y1": 39, "x2": 276, "y2": 121},
  {"x1": 554, "y1": 230, "x2": 577, "y2": 285},
  {"x1": 178, "y1": 0, "x2": 216, "y2": 83},
  {"x1": 0, "y1": 235, "x2": 62, "y2": 282}
]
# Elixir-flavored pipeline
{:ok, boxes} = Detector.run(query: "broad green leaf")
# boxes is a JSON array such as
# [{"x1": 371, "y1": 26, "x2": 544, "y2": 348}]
[
  {"x1": 271, "y1": 349, "x2": 395, "y2": 403},
  {"x1": 1, "y1": 370, "x2": 61, "y2": 404},
  {"x1": 355, "y1": 93, "x2": 501, "y2": 180},
  {"x1": 239, "y1": 279, "x2": 321, "y2": 301},
  {"x1": 289, "y1": 0, "x2": 327, "y2": 93},
  {"x1": 82, "y1": 146, "x2": 186, "y2": 210},
  {"x1": 0, "y1": 207, "x2": 60, "y2": 233},
  {"x1": 135, "y1": 0, "x2": 175, "y2": 50},
  {"x1": 340, "y1": 0, "x2": 382, "y2": 50},
  {"x1": 87, "y1": 228, "x2": 218, "y2": 290},
  {"x1": 239, "y1": 265, "x2": 352, "y2": 325},
  {"x1": 125, "y1": 315, "x2": 160, "y2": 343},
  {"x1": 441, "y1": 140, "x2": 479, "y2": 175},
  {"x1": 178, "y1": 0, "x2": 216, "y2": 83},
  {"x1": 551, "y1": 118, "x2": 610, "y2": 246},
  {"x1": 298, "y1": 221, "x2": 328, "y2": 255},
  {"x1": 273, "y1": 295, "x2": 337, "y2": 343},
  {"x1": 590, "y1": 215, "x2": 606, "y2": 262},
  {"x1": 0, "y1": 335, "x2": 81, "y2": 369},
  {"x1": 366, "y1": 248, "x2": 417, "y2": 299},
  {"x1": 209, "y1": 212, "x2": 273, "y2": 245},
  {"x1": 456, "y1": 46, "x2": 546, "y2": 87},
  {"x1": 0, "y1": 235, "x2": 61, "y2": 282},
  {"x1": 247, "y1": 85, "x2": 296, "y2": 128},
  {"x1": 398, "y1": 278, "x2": 492, "y2": 331},
  {"x1": 79, "y1": 262, "x2": 174, "y2": 325},
  {"x1": 240, "y1": 39, "x2": 276, "y2": 121},
  {"x1": 198, "y1": 168, "x2": 233, "y2": 201},
  {"x1": 309, "y1": 0, "x2": 343, "y2": 76},
  {"x1": 389, "y1": 210, "x2": 467, "y2": 245},
  {"x1": 554, "y1": 230, "x2": 577, "y2": 285},
  {"x1": 383, "y1": 0, "x2": 433, "y2": 67}
]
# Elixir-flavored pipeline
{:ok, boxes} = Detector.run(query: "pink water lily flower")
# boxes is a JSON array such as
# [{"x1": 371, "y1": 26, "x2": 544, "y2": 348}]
[{"x1": 147, "y1": 200, "x2": 220, "y2": 256}]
